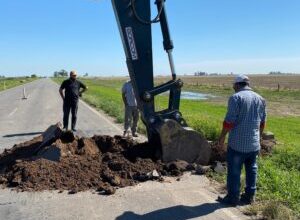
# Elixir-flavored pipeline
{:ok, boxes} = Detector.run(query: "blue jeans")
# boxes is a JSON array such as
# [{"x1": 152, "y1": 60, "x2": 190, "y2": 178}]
[{"x1": 227, "y1": 147, "x2": 259, "y2": 199}]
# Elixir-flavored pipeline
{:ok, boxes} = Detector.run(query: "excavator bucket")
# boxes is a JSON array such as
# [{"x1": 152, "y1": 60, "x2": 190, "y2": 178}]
[{"x1": 157, "y1": 120, "x2": 211, "y2": 165}]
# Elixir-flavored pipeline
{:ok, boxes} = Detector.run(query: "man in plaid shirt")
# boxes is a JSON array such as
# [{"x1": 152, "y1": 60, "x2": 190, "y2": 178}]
[{"x1": 217, "y1": 75, "x2": 266, "y2": 206}]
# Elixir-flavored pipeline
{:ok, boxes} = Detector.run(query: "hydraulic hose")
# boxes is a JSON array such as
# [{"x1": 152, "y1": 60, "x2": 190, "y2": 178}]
[{"x1": 131, "y1": 0, "x2": 165, "y2": 24}]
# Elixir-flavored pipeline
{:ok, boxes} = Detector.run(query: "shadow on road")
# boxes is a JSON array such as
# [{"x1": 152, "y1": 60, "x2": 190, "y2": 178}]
[
  {"x1": 115, "y1": 202, "x2": 224, "y2": 220},
  {"x1": 3, "y1": 132, "x2": 43, "y2": 138}
]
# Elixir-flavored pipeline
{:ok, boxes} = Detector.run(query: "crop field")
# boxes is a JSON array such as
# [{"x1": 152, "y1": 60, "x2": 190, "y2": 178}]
[
  {"x1": 0, "y1": 77, "x2": 37, "y2": 92},
  {"x1": 53, "y1": 75, "x2": 300, "y2": 217},
  {"x1": 156, "y1": 74, "x2": 300, "y2": 90},
  {"x1": 157, "y1": 75, "x2": 300, "y2": 117}
]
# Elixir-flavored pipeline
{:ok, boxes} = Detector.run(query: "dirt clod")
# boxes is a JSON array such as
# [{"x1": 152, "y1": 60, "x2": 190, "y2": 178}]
[{"x1": 195, "y1": 165, "x2": 211, "y2": 175}]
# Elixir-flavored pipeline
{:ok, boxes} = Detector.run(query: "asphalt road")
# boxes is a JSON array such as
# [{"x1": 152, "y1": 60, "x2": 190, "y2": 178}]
[
  {"x1": 0, "y1": 79, "x2": 247, "y2": 220},
  {"x1": 0, "y1": 78, "x2": 122, "y2": 151}
]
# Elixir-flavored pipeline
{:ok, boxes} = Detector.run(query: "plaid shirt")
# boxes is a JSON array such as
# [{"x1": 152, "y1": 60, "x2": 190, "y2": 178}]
[{"x1": 225, "y1": 87, "x2": 266, "y2": 153}]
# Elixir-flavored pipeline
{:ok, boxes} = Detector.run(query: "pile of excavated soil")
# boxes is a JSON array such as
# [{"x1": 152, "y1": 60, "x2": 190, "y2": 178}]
[
  {"x1": 0, "y1": 124, "x2": 275, "y2": 195},
  {"x1": 0, "y1": 126, "x2": 196, "y2": 194}
]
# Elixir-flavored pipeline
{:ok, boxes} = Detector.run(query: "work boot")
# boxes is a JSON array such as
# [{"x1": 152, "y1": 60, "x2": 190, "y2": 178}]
[
  {"x1": 240, "y1": 193, "x2": 255, "y2": 205},
  {"x1": 217, "y1": 195, "x2": 239, "y2": 207},
  {"x1": 72, "y1": 128, "x2": 77, "y2": 132}
]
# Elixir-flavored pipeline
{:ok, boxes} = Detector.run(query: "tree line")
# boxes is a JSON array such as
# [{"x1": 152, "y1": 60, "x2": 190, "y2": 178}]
[{"x1": 53, "y1": 70, "x2": 89, "y2": 77}]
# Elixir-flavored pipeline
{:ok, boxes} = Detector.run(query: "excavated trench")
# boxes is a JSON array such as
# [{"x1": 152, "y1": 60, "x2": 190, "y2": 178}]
[{"x1": 0, "y1": 124, "x2": 274, "y2": 195}]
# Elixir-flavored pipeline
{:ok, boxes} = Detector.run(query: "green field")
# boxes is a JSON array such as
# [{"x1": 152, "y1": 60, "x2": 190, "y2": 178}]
[
  {"x1": 0, "y1": 77, "x2": 37, "y2": 92},
  {"x1": 53, "y1": 76, "x2": 300, "y2": 217}
]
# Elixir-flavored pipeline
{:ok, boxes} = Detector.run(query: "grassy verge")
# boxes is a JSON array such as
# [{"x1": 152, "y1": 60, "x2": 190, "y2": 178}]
[
  {"x1": 53, "y1": 77, "x2": 300, "y2": 217},
  {"x1": 0, "y1": 77, "x2": 37, "y2": 92}
]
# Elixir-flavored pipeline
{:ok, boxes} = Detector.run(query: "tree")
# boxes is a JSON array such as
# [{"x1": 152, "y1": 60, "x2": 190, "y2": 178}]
[
  {"x1": 194, "y1": 71, "x2": 207, "y2": 76},
  {"x1": 53, "y1": 69, "x2": 68, "y2": 77},
  {"x1": 53, "y1": 71, "x2": 59, "y2": 77},
  {"x1": 31, "y1": 74, "x2": 37, "y2": 78},
  {"x1": 60, "y1": 69, "x2": 68, "y2": 77},
  {"x1": 269, "y1": 71, "x2": 283, "y2": 75},
  {"x1": 84, "y1": 73, "x2": 88, "y2": 77}
]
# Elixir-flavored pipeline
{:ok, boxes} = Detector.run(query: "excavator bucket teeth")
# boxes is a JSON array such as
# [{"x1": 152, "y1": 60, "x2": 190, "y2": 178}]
[{"x1": 157, "y1": 119, "x2": 211, "y2": 165}]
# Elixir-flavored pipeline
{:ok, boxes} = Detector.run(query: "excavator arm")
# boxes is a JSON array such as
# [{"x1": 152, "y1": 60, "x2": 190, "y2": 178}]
[{"x1": 111, "y1": 0, "x2": 211, "y2": 164}]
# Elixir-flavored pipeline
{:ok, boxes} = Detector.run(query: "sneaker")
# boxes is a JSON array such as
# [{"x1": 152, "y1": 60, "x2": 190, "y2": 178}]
[
  {"x1": 240, "y1": 193, "x2": 255, "y2": 205},
  {"x1": 217, "y1": 195, "x2": 239, "y2": 207}
]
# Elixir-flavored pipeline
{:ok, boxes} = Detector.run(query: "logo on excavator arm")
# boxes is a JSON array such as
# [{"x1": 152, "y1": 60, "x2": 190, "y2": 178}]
[{"x1": 125, "y1": 27, "x2": 138, "y2": 60}]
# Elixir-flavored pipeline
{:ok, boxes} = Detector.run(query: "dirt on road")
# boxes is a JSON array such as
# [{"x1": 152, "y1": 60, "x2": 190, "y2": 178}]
[
  {"x1": 0, "y1": 125, "x2": 199, "y2": 195},
  {"x1": 0, "y1": 124, "x2": 275, "y2": 195}
]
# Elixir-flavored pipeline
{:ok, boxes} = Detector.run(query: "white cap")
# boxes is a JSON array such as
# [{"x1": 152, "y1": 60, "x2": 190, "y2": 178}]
[{"x1": 234, "y1": 75, "x2": 249, "y2": 84}]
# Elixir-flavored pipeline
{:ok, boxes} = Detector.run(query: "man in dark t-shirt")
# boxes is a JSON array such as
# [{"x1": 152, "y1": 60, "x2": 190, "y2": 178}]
[{"x1": 59, "y1": 71, "x2": 87, "y2": 131}]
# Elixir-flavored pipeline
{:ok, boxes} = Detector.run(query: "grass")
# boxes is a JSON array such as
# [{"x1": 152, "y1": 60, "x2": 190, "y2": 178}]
[
  {"x1": 0, "y1": 77, "x2": 37, "y2": 92},
  {"x1": 244, "y1": 201, "x2": 296, "y2": 220},
  {"x1": 52, "y1": 77, "x2": 300, "y2": 217}
]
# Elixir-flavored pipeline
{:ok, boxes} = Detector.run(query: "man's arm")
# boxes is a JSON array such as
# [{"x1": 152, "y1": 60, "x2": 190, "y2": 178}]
[
  {"x1": 121, "y1": 84, "x2": 128, "y2": 106},
  {"x1": 122, "y1": 93, "x2": 127, "y2": 106},
  {"x1": 59, "y1": 81, "x2": 65, "y2": 100},
  {"x1": 218, "y1": 96, "x2": 239, "y2": 148},
  {"x1": 218, "y1": 122, "x2": 234, "y2": 148},
  {"x1": 260, "y1": 122, "x2": 265, "y2": 138},
  {"x1": 59, "y1": 88, "x2": 64, "y2": 100},
  {"x1": 79, "y1": 81, "x2": 87, "y2": 96},
  {"x1": 260, "y1": 99, "x2": 267, "y2": 138}
]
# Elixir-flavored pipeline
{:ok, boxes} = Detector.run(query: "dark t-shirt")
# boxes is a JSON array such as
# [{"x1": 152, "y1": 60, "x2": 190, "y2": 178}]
[{"x1": 60, "y1": 79, "x2": 86, "y2": 102}]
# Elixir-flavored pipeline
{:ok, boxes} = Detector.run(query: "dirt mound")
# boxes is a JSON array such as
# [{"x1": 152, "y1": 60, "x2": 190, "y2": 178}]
[
  {"x1": 0, "y1": 125, "x2": 198, "y2": 194},
  {"x1": 260, "y1": 140, "x2": 276, "y2": 155},
  {"x1": 209, "y1": 134, "x2": 276, "y2": 162},
  {"x1": 210, "y1": 142, "x2": 227, "y2": 163},
  {"x1": 1, "y1": 124, "x2": 272, "y2": 195}
]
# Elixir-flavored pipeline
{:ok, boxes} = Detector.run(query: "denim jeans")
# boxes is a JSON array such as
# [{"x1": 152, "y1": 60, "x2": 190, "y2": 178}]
[{"x1": 227, "y1": 147, "x2": 259, "y2": 199}]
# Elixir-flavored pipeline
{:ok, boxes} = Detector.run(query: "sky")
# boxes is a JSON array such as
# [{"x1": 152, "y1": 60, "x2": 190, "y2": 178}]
[{"x1": 0, "y1": 0, "x2": 300, "y2": 77}]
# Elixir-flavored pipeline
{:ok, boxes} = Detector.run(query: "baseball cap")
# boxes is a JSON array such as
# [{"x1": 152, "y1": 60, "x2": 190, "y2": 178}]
[{"x1": 234, "y1": 75, "x2": 249, "y2": 84}]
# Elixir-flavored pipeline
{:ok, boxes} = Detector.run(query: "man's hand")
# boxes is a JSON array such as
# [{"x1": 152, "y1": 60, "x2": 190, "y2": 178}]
[
  {"x1": 217, "y1": 127, "x2": 229, "y2": 149},
  {"x1": 218, "y1": 136, "x2": 226, "y2": 149}
]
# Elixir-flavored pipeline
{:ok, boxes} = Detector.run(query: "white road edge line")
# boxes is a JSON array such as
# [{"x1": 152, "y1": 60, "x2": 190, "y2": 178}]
[
  {"x1": 8, "y1": 108, "x2": 18, "y2": 117},
  {"x1": 79, "y1": 100, "x2": 123, "y2": 133}
]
